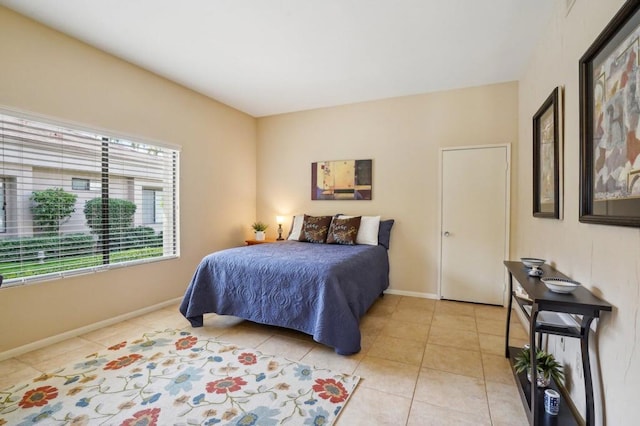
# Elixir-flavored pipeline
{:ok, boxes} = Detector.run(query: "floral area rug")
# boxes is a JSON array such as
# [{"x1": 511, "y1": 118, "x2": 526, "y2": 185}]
[{"x1": 0, "y1": 329, "x2": 360, "y2": 425}]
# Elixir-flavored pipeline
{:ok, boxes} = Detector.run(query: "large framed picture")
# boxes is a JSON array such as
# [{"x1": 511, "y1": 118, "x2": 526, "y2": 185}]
[
  {"x1": 579, "y1": 0, "x2": 640, "y2": 227},
  {"x1": 533, "y1": 87, "x2": 562, "y2": 219},
  {"x1": 311, "y1": 159, "x2": 372, "y2": 200}
]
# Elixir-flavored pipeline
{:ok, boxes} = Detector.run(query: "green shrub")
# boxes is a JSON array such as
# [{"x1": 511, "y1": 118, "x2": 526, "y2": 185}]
[
  {"x1": 0, "y1": 233, "x2": 95, "y2": 262},
  {"x1": 84, "y1": 198, "x2": 137, "y2": 234},
  {"x1": 30, "y1": 188, "x2": 78, "y2": 235},
  {"x1": 109, "y1": 226, "x2": 163, "y2": 252},
  {"x1": 0, "y1": 227, "x2": 161, "y2": 264}
]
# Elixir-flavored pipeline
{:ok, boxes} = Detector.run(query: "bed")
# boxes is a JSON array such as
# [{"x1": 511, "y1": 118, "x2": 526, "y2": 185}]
[{"x1": 179, "y1": 240, "x2": 390, "y2": 355}]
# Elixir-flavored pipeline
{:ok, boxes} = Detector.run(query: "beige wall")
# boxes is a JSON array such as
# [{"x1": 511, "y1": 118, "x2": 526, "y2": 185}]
[
  {"x1": 257, "y1": 82, "x2": 519, "y2": 296},
  {"x1": 0, "y1": 7, "x2": 257, "y2": 352},
  {"x1": 517, "y1": 0, "x2": 639, "y2": 423}
]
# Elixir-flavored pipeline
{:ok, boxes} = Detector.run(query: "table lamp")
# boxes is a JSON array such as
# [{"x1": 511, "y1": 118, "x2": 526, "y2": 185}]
[{"x1": 276, "y1": 216, "x2": 285, "y2": 240}]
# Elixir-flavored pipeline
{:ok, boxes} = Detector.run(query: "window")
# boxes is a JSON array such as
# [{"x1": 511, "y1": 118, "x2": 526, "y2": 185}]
[
  {"x1": 71, "y1": 178, "x2": 90, "y2": 191},
  {"x1": 0, "y1": 110, "x2": 180, "y2": 287},
  {"x1": 142, "y1": 188, "x2": 162, "y2": 224},
  {"x1": 0, "y1": 179, "x2": 5, "y2": 234}
]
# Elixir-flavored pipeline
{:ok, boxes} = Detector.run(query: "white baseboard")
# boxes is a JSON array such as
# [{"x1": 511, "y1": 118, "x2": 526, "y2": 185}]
[
  {"x1": 384, "y1": 289, "x2": 439, "y2": 299},
  {"x1": 0, "y1": 297, "x2": 183, "y2": 361}
]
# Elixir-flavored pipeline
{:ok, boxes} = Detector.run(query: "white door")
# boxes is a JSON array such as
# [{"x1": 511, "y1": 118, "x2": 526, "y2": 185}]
[{"x1": 440, "y1": 145, "x2": 510, "y2": 305}]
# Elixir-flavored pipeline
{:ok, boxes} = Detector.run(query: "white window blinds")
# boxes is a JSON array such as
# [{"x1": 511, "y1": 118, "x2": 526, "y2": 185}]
[{"x1": 0, "y1": 111, "x2": 180, "y2": 287}]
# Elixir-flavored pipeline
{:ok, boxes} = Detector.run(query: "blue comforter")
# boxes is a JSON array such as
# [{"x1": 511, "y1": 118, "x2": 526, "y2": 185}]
[{"x1": 179, "y1": 241, "x2": 390, "y2": 355}]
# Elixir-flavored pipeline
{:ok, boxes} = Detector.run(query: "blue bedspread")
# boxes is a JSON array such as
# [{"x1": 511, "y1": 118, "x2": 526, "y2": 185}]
[{"x1": 179, "y1": 241, "x2": 390, "y2": 355}]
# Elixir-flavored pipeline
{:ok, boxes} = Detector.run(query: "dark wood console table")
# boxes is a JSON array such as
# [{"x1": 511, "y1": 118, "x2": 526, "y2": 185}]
[{"x1": 504, "y1": 261, "x2": 611, "y2": 426}]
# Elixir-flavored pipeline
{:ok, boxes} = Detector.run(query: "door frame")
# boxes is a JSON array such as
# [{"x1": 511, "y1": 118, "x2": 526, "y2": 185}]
[{"x1": 437, "y1": 143, "x2": 511, "y2": 304}]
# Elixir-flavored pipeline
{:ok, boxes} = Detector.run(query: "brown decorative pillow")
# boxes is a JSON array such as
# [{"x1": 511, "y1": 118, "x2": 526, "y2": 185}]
[
  {"x1": 326, "y1": 216, "x2": 362, "y2": 245},
  {"x1": 299, "y1": 215, "x2": 333, "y2": 243}
]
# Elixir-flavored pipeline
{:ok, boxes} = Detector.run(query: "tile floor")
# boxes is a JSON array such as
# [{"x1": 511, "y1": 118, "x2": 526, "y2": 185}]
[{"x1": 0, "y1": 295, "x2": 531, "y2": 425}]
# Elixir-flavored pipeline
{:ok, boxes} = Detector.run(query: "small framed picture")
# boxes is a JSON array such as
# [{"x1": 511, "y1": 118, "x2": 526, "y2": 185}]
[{"x1": 533, "y1": 87, "x2": 562, "y2": 219}]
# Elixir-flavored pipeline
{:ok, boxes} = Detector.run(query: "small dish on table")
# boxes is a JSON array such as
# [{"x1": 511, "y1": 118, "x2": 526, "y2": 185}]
[
  {"x1": 521, "y1": 258, "x2": 545, "y2": 276},
  {"x1": 521, "y1": 258, "x2": 545, "y2": 268},
  {"x1": 541, "y1": 277, "x2": 582, "y2": 294}
]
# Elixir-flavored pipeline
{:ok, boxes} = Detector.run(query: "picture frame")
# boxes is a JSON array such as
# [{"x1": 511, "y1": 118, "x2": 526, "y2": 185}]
[
  {"x1": 579, "y1": 0, "x2": 640, "y2": 227},
  {"x1": 311, "y1": 159, "x2": 372, "y2": 200},
  {"x1": 533, "y1": 87, "x2": 562, "y2": 219}
]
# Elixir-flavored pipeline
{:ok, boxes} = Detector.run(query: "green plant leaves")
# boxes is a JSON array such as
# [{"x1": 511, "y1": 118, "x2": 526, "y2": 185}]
[{"x1": 513, "y1": 347, "x2": 564, "y2": 384}]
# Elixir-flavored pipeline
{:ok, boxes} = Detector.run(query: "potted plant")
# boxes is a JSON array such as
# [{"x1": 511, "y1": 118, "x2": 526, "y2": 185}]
[
  {"x1": 252, "y1": 221, "x2": 268, "y2": 241},
  {"x1": 514, "y1": 345, "x2": 564, "y2": 388}
]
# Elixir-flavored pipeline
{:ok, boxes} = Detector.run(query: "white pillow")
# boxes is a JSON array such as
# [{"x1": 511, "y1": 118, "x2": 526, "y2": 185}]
[
  {"x1": 287, "y1": 214, "x2": 305, "y2": 240},
  {"x1": 339, "y1": 215, "x2": 380, "y2": 245}
]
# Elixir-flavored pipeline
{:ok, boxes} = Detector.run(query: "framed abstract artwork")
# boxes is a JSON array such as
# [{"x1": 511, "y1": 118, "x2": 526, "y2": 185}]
[
  {"x1": 533, "y1": 87, "x2": 562, "y2": 219},
  {"x1": 579, "y1": 0, "x2": 640, "y2": 227},
  {"x1": 311, "y1": 159, "x2": 372, "y2": 200}
]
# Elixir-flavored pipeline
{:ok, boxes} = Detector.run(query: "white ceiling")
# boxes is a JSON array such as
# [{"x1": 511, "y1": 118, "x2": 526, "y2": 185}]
[{"x1": 0, "y1": 0, "x2": 556, "y2": 117}]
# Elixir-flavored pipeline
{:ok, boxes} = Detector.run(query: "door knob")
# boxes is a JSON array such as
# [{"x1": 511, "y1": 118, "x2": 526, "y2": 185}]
[{"x1": 443, "y1": 231, "x2": 450, "y2": 237}]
